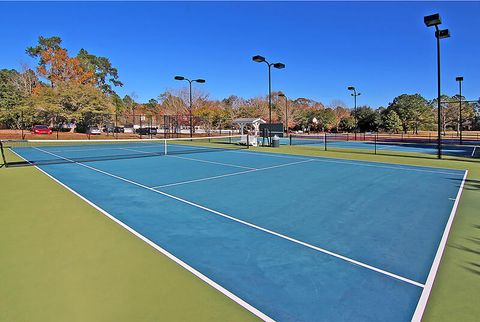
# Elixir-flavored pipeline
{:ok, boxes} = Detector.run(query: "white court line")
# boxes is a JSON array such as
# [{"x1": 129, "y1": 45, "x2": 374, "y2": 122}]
[
  {"x1": 118, "y1": 146, "x2": 257, "y2": 170},
  {"x1": 33, "y1": 146, "x2": 424, "y2": 288},
  {"x1": 226, "y1": 149, "x2": 465, "y2": 176},
  {"x1": 22, "y1": 148, "x2": 273, "y2": 322},
  {"x1": 168, "y1": 155, "x2": 256, "y2": 170},
  {"x1": 151, "y1": 159, "x2": 315, "y2": 189},
  {"x1": 472, "y1": 146, "x2": 477, "y2": 157},
  {"x1": 411, "y1": 170, "x2": 468, "y2": 322}
]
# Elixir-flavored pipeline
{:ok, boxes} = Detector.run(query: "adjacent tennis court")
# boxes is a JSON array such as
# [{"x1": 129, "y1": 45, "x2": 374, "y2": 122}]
[
  {"x1": 5, "y1": 137, "x2": 467, "y2": 321},
  {"x1": 285, "y1": 135, "x2": 477, "y2": 157}
]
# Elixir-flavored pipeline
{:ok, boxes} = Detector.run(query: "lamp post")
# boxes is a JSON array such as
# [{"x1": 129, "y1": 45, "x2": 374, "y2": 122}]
[
  {"x1": 278, "y1": 92, "x2": 288, "y2": 134},
  {"x1": 174, "y1": 76, "x2": 206, "y2": 138},
  {"x1": 252, "y1": 55, "x2": 285, "y2": 125},
  {"x1": 424, "y1": 13, "x2": 450, "y2": 159},
  {"x1": 456, "y1": 76, "x2": 464, "y2": 144},
  {"x1": 347, "y1": 86, "x2": 361, "y2": 140}
]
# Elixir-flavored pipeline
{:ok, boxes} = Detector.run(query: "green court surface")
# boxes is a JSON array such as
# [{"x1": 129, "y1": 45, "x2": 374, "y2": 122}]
[{"x1": 1, "y1": 146, "x2": 479, "y2": 321}]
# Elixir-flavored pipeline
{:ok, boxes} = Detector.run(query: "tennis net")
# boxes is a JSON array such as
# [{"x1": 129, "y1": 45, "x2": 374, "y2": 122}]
[{"x1": 0, "y1": 135, "x2": 245, "y2": 167}]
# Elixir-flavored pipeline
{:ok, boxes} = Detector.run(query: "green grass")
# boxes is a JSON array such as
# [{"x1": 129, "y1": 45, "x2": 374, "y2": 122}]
[{"x1": 1, "y1": 145, "x2": 479, "y2": 321}]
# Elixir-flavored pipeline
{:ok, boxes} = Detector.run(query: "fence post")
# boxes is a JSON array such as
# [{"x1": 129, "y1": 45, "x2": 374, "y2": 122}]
[
  {"x1": 324, "y1": 132, "x2": 327, "y2": 151},
  {"x1": 56, "y1": 114, "x2": 59, "y2": 140},
  {"x1": 115, "y1": 112, "x2": 118, "y2": 139}
]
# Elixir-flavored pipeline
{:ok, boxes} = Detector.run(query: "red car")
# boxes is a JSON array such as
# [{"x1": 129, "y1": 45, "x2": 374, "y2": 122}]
[{"x1": 32, "y1": 125, "x2": 52, "y2": 134}]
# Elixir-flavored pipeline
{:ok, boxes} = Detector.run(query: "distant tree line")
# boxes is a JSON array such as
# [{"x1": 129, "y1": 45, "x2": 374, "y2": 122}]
[{"x1": 1, "y1": 35, "x2": 479, "y2": 133}]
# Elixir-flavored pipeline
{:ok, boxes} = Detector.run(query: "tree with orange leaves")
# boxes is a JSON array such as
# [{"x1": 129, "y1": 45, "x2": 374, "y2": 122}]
[{"x1": 36, "y1": 48, "x2": 95, "y2": 87}]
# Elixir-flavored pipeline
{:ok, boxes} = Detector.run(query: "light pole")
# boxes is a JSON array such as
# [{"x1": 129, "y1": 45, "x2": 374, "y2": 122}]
[
  {"x1": 278, "y1": 92, "x2": 288, "y2": 134},
  {"x1": 347, "y1": 86, "x2": 361, "y2": 140},
  {"x1": 252, "y1": 55, "x2": 285, "y2": 125},
  {"x1": 456, "y1": 76, "x2": 464, "y2": 144},
  {"x1": 174, "y1": 76, "x2": 206, "y2": 138},
  {"x1": 424, "y1": 13, "x2": 450, "y2": 159}
]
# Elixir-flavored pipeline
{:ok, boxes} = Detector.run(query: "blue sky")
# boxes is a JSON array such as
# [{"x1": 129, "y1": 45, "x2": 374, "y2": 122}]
[{"x1": 0, "y1": 1, "x2": 479, "y2": 108}]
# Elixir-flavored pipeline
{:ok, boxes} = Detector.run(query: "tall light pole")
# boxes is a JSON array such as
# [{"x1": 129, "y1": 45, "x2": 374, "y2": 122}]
[
  {"x1": 347, "y1": 86, "x2": 361, "y2": 140},
  {"x1": 456, "y1": 76, "x2": 464, "y2": 144},
  {"x1": 174, "y1": 76, "x2": 206, "y2": 138},
  {"x1": 424, "y1": 13, "x2": 450, "y2": 159},
  {"x1": 252, "y1": 55, "x2": 285, "y2": 125},
  {"x1": 278, "y1": 92, "x2": 288, "y2": 134}
]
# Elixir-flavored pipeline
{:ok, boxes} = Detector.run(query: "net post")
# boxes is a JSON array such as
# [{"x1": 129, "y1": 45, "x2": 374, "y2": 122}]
[
  {"x1": 375, "y1": 133, "x2": 377, "y2": 155},
  {"x1": 324, "y1": 132, "x2": 327, "y2": 151},
  {"x1": 247, "y1": 133, "x2": 250, "y2": 149}
]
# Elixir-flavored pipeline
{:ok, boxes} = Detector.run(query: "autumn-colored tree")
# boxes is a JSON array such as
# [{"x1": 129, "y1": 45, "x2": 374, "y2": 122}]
[
  {"x1": 77, "y1": 48, "x2": 123, "y2": 94},
  {"x1": 36, "y1": 48, "x2": 95, "y2": 87}
]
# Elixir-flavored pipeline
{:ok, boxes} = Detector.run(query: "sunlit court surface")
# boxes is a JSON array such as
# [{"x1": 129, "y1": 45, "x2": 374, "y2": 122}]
[
  {"x1": 1, "y1": 1, "x2": 480, "y2": 321},
  {"x1": 5, "y1": 137, "x2": 468, "y2": 321}
]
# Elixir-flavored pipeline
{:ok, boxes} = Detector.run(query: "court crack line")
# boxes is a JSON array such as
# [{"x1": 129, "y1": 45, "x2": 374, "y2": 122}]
[{"x1": 33, "y1": 146, "x2": 424, "y2": 288}]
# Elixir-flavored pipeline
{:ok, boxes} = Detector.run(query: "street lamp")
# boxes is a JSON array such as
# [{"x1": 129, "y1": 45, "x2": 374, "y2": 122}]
[
  {"x1": 252, "y1": 55, "x2": 285, "y2": 125},
  {"x1": 278, "y1": 92, "x2": 288, "y2": 134},
  {"x1": 456, "y1": 76, "x2": 464, "y2": 144},
  {"x1": 424, "y1": 13, "x2": 450, "y2": 159},
  {"x1": 347, "y1": 86, "x2": 361, "y2": 140},
  {"x1": 174, "y1": 76, "x2": 206, "y2": 138}
]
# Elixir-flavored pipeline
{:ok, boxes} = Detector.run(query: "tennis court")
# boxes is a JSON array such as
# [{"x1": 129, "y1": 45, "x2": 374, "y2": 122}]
[
  {"x1": 5, "y1": 137, "x2": 468, "y2": 321},
  {"x1": 285, "y1": 135, "x2": 477, "y2": 157}
]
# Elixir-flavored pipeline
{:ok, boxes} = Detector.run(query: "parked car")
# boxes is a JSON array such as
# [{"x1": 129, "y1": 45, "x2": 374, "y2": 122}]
[
  {"x1": 87, "y1": 126, "x2": 102, "y2": 135},
  {"x1": 103, "y1": 126, "x2": 125, "y2": 133},
  {"x1": 31, "y1": 125, "x2": 52, "y2": 135},
  {"x1": 136, "y1": 127, "x2": 157, "y2": 135},
  {"x1": 123, "y1": 127, "x2": 134, "y2": 134}
]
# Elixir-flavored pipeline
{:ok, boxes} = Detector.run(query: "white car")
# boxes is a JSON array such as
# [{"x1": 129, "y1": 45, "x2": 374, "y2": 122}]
[{"x1": 88, "y1": 126, "x2": 101, "y2": 135}]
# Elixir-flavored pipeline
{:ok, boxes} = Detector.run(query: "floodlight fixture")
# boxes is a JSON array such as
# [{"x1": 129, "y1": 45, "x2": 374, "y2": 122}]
[
  {"x1": 424, "y1": 13, "x2": 442, "y2": 27},
  {"x1": 252, "y1": 55, "x2": 266, "y2": 63},
  {"x1": 436, "y1": 29, "x2": 450, "y2": 39},
  {"x1": 174, "y1": 75, "x2": 206, "y2": 137},
  {"x1": 251, "y1": 54, "x2": 286, "y2": 124},
  {"x1": 424, "y1": 13, "x2": 451, "y2": 158}
]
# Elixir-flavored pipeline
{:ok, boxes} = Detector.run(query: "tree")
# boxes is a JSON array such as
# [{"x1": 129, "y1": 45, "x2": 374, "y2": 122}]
[
  {"x1": 332, "y1": 106, "x2": 351, "y2": 131},
  {"x1": 26, "y1": 36, "x2": 63, "y2": 65},
  {"x1": 353, "y1": 106, "x2": 381, "y2": 132},
  {"x1": 38, "y1": 48, "x2": 95, "y2": 87},
  {"x1": 387, "y1": 94, "x2": 432, "y2": 133},
  {"x1": 315, "y1": 108, "x2": 336, "y2": 131},
  {"x1": 381, "y1": 110, "x2": 402, "y2": 133},
  {"x1": 0, "y1": 69, "x2": 36, "y2": 129},
  {"x1": 77, "y1": 49, "x2": 123, "y2": 94},
  {"x1": 338, "y1": 116, "x2": 355, "y2": 132},
  {"x1": 32, "y1": 82, "x2": 114, "y2": 132}
]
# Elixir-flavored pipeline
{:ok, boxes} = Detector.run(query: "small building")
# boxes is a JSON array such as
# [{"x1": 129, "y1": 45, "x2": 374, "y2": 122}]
[{"x1": 233, "y1": 118, "x2": 266, "y2": 146}]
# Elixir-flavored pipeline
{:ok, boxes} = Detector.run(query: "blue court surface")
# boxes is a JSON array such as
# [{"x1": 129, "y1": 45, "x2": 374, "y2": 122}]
[
  {"x1": 12, "y1": 142, "x2": 467, "y2": 321},
  {"x1": 282, "y1": 137, "x2": 476, "y2": 157}
]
